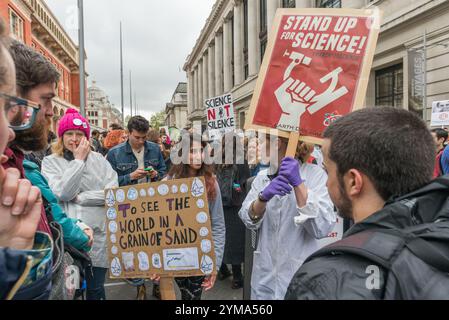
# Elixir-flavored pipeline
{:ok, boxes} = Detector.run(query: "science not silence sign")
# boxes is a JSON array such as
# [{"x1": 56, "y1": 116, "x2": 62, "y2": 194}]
[
  {"x1": 104, "y1": 177, "x2": 216, "y2": 279},
  {"x1": 205, "y1": 93, "x2": 236, "y2": 140}
]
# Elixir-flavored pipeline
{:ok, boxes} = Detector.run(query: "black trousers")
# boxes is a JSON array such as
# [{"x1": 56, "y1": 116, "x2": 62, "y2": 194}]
[{"x1": 175, "y1": 276, "x2": 205, "y2": 300}]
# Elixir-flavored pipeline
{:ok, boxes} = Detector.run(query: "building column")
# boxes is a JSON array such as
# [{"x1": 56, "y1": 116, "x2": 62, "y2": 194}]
[
  {"x1": 267, "y1": 0, "x2": 279, "y2": 35},
  {"x1": 194, "y1": 66, "x2": 199, "y2": 110},
  {"x1": 233, "y1": 1, "x2": 244, "y2": 86},
  {"x1": 248, "y1": 0, "x2": 259, "y2": 76},
  {"x1": 223, "y1": 17, "x2": 233, "y2": 92},
  {"x1": 203, "y1": 53, "x2": 209, "y2": 103},
  {"x1": 198, "y1": 61, "x2": 203, "y2": 110},
  {"x1": 215, "y1": 31, "x2": 224, "y2": 95},
  {"x1": 187, "y1": 71, "x2": 194, "y2": 114},
  {"x1": 208, "y1": 44, "x2": 216, "y2": 98},
  {"x1": 295, "y1": 0, "x2": 311, "y2": 8}
]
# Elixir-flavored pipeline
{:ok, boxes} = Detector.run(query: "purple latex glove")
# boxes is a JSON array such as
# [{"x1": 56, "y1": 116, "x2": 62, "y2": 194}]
[
  {"x1": 278, "y1": 157, "x2": 304, "y2": 187},
  {"x1": 261, "y1": 175, "x2": 292, "y2": 201}
]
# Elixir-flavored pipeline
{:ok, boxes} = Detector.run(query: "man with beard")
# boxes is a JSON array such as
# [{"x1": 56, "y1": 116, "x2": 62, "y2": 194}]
[
  {"x1": 4, "y1": 40, "x2": 93, "y2": 249},
  {"x1": 285, "y1": 108, "x2": 449, "y2": 299}
]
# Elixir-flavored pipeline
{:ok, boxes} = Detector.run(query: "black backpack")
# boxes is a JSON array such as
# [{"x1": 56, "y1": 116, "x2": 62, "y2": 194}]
[{"x1": 307, "y1": 176, "x2": 449, "y2": 300}]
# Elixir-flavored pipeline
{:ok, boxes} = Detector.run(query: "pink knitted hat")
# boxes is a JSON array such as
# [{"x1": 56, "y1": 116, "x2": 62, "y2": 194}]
[{"x1": 58, "y1": 108, "x2": 90, "y2": 139}]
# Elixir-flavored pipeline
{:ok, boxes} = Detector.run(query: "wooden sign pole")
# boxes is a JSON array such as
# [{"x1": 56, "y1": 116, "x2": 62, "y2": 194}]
[
  {"x1": 285, "y1": 131, "x2": 300, "y2": 158},
  {"x1": 160, "y1": 277, "x2": 176, "y2": 300}
]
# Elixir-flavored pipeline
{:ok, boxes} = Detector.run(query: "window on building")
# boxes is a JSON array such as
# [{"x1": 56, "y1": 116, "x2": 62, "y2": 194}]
[
  {"x1": 259, "y1": 0, "x2": 267, "y2": 61},
  {"x1": 9, "y1": 9, "x2": 24, "y2": 41},
  {"x1": 243, "y1": 0, "x2": 249, "y2": 79},
  {"x1": 282, "y1": 0, "x2": 296, "y2": 8},
  {"x1": 317, "y1": 0, "x2": 342, "y2": 8},
  {"x1": 375, "y1": 63, "x2": 404, "y2": 108}
]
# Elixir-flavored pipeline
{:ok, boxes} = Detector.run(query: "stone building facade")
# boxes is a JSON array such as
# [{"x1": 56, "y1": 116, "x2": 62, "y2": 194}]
[
  {"x1": 1, "y1": 0, "x2": 88, "y2": 133},
  {"x1": 87, "y1": 81, "x2": 123, "y2": 131},
  {"x1": 184, "y1": 0, "x2": 449, "y2": 128},
  {"x1": 165, "y1": 82, "x2": 188, "y2": 129}
]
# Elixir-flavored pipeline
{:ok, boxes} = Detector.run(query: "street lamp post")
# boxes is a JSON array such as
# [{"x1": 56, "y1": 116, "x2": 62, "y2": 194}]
[{"x1": 78, "y1": 0, "x2": 86, "y2": 117}]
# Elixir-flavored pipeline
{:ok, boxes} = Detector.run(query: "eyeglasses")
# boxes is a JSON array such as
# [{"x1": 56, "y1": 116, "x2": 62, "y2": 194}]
[{"x1": 0, "y1": 92, "x2": 41, "y2": 131}]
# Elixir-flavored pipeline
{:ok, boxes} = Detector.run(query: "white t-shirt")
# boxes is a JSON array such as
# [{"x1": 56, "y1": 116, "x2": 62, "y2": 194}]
[{"x1": 132, "y1": 148, "x2": 146, "y2": 184}]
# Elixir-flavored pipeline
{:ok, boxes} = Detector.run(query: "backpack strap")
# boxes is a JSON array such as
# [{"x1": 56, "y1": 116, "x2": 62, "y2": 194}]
[
  {"x1": 403, "y1": 234, "x2": 449, "y2": 273},
  {"x1": 309, "y1": 225, "x2": 449, "y2": 274},
  {"x1": 307, "y1": 229, "x2": 406, "y2": 270}
]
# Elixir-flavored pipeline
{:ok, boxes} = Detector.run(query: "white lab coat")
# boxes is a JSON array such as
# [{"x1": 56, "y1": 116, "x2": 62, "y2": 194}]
[
  {"x1": 239, "y1": 163, "x2": 336, "y2": 300},
  {"x1": 42, "y1": 152, "x2": 119, "y2": 268}
]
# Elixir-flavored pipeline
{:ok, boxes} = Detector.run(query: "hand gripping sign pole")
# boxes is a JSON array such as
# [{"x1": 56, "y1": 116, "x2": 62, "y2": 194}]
[{"x1": 245, "y1": 8, "x2": 382, "y2": 155}]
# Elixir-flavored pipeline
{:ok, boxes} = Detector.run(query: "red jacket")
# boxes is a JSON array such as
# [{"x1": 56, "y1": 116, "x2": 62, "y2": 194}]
[
  {"x1": 433, "y1": 148, "x2": 445, "y2": 178},
  {"x1": 2, "y1": 147, "x2": 52, "y2": 236}
]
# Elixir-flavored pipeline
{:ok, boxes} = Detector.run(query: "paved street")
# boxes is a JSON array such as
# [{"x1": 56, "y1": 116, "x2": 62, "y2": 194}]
[{"x1": 105, "y1": 276, "x2": 244, "y2": 300}]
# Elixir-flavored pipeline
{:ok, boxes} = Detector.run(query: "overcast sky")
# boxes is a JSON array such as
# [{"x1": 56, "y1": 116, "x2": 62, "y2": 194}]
[{"x1": 45, "y1": 0, "x2": 214, "y2": 119}]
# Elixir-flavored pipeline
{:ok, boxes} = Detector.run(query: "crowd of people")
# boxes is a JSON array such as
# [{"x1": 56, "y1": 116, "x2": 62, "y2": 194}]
[{"x1": 1, "y1": 16, "x2": 449, "y2": 301}]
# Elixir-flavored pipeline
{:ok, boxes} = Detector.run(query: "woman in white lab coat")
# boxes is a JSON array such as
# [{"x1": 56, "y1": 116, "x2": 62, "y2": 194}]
[{"x1": 239, "y1": 136, "x2": 336, "y2": 300}]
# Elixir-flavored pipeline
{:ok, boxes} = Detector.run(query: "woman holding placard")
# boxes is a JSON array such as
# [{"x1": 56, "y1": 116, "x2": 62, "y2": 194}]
[
  {"x1": 42, "y1": 109, "x2": 119, "y2": 300},
  {"x1": 164, "y1": 133, "x2": 225, "y2": 300}
]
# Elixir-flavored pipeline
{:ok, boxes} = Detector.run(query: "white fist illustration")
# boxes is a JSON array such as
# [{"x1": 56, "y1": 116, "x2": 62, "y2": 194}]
[{"x1": 275, "y1": 50, "x2": 349, "y2": 132}]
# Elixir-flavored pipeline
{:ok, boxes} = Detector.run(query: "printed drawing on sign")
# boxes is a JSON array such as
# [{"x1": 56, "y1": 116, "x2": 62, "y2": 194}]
[
  {"x1": 275, "y1": 51, "x2": 348, "y2": 131},
  {"x1": 163, "y1": 248, "x2": 200, "y2": 271}
]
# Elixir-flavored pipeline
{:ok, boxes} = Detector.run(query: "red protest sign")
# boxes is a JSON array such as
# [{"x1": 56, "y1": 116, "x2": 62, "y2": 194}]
[{"x1": 245, "y1": 8, "x2": 382, "y2": 144}]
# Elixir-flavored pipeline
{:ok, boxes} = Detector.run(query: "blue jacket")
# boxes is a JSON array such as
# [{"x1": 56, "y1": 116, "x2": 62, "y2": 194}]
[
  {"x1": 441, "y1": 146, "x2": 449, "y2": 175},
  {"x1": 106, "y1": 140, "x2": 167, "y2": 186},
  {"x1": 23, "y1": 160, "x2": 91, "y2": 252}
]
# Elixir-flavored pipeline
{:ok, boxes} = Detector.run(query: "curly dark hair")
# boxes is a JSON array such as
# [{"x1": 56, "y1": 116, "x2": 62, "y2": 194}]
[
  {"x1": 127, "y1": 116, "x2": 150, "y2": 133},
  {"x1": 324, "y1": 107, "x2": 434, "y2": 201},
  {"x1": 168, "y1": 133, "x2": 217, "y2": 201},
  {"x1": 9, "y1": 40, "x2": 60, "y2": 96}
]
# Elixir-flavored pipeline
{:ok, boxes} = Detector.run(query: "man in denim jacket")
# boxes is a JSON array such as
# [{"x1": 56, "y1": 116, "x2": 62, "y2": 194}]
[
  {"x1": 106, "y1": 116, "x2": 166, "y2": 299},
  {"x1": 107, "y1": 116, "x2": 167, "y2": 186}
]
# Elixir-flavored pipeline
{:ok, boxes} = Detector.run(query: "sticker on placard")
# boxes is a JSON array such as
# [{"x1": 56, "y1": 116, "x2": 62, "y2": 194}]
[
  {"x1": 152, "y1": 253, "x2": 162, "y2": 269},
  {"x1": 199, "y1": 227, "x2": 209, "y2": 237},
  {"x1": 106, "y1": 190, "x2": 115, "y2": 207},
  {"x1": 158, "y1": 184, "x2": 169, "y2": 196},
  {"x1": 148, "y1": 187, "x2": 155, "y2": 197},
  {"x1": 191, "y1": 178, "x2": 205, "y2": 197},
  {"x1": 172, "y1": 185, "x2": 178, "y2": 194},
  {"x1": 122, "y1": 252, "x2": 135, "y2": 272},
  {"x1": 201, "y1": 239, "x2": 212, "y2": 253},
  {"x1": 111, "y1": 257, "x2": 122, "y2": 277},
  {"x1": 110, "y1": 234, "x2": 117, "y2": 244},
  {"x1": 111, "y1": 246, "x2": 118, "y2": 255},
  {"x1": 107, "y1": 208, "x2": 117, "y2": 220},
  {"x1": 200, "y1": 255, "x2": 214, "y2": 275},
  {"x1": 137, "y1": 252, "x2": 150, "y2": 271},
  {"x1": 116, "y1": 189, "x2": 125, "y2": 203},
  {"x1": 109, "y1": 221, "x2": 118, "y2": 233},
  {"x1": 127, "y1": 188, "x2": 138, "y2": 201},
  {"x1": 196, "y1": 212, "x2": 208, "y2": 224},
  {"x1": 140, "y1": 189, "x2": 147, "y2": 197},
  {"x1": 163, "y1": 248, "x2": 199, "y2": 271},
  {"x1": 180, "y1": 184, "x2": 188, "y2": 194},
  {"x1": 196, "y1": 199, "x2": 205, "y2": 209}
]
